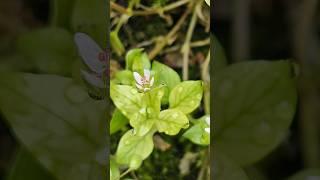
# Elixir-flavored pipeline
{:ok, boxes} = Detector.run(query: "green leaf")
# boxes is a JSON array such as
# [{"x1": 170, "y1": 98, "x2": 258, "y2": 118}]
[
  {"x1": 110, "y1": 84, "x2": 143, "y2": 120},
  {"x1": 125, "y1": 49, "x2": 151, "y2": 72},
  {"x1": 183, "y1": 115, "x2": 209, "y2": 145},
  {"x1": 16, "y1": 28, "x2": 76, "y2": 75},
  {"x1": 143, "y1": 86, "x2": 165, "y2": 118},
  {"x1": 213, "y1": 151, "x2": 249, "y2": 180},
  {"x1": 214, "y1": 60, "x2": 297, "y2": 166},
  {"x1": 287, "y1": 169, "x2": 320, "y2": 180},
  {"x1": 0, "y1": 73, "x2": 106, "y2": 180},
  {"x1": 116, "y1": 129, "x2": 154, "y2": 170},
  {"x1": 71, "y1": 0, "x2": 107, "y2": 47},
  {"x1": 7, "y1": 148, "x2": 54, "y2": 180},
  {"x1": 110, "y1": 157, "x2": 120, "y2": 180},
  {"x1": 110, "y1": 109, "x2": 129, "y2": 135},
  {"x1": 156, "y1": 109, "x2": 189, "y2": 135},
  {"x1": 113, "y1": 70, "x2": 134, "y2": 86},
  {"x1": 169, "y1": 81, "x2": 203, "y2": 114},
  {"x1": 152, "y1": 61, "x2": 181, "y2": 104},
  {"x1": 110, "y1": 84, "x2": 153, "y2": 136}
]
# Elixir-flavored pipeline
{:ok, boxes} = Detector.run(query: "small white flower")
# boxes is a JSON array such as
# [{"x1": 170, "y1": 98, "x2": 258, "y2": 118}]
[
  {"x1": 74, "y1": 33, "x2": 107, "y2": 88},
  {"x1": 133, "y1": 69, "x2": 154, "y2": 92},
  {"x1": 204, "y1": 116, "x2": 210, "y2": 133}
]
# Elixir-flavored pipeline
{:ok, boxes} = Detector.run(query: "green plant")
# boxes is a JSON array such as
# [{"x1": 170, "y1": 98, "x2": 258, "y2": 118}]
[{"x1": 110, "y1": 49, "x2": 207, "y2": 179}]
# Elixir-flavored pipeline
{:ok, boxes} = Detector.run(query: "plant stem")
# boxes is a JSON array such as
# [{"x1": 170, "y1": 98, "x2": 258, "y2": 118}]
[
  {"x1": 197, "y1": 148, "x2": 210, "y2": 180},
  {"x1": 111, "y1": 0, "x2": 190, "y2": 16},
  {"x1": 181, "y1": 1, "x2": 199, "y2": 80},
  {"x1": 202, "y1": 51, "x2": 210, "y2": 114},
  {"x1": 119, "y1": 168, "x2": 132, "y2": 179},
  {"x1": 148, "y1": 3, "x2": 193, "y2": 59}
]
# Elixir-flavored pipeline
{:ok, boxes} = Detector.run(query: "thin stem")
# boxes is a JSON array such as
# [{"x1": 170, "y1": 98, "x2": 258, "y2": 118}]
[
  {"x1": 110, "y1": 2, "x2": 129, "y2": 14},
  {"x1": 119, "y1": 168, "x2": 132, "y2": 179},
  {"x1": 191, "y1": 38, "x2": 210, "y2": 47},
  {"x1": 202, "y1": 51, "x2": 210, "y2": 114},
  {"x1": 148, "y1": 4, "x2": 193, "y2": 59},
  {"x1": 181, "y1": 1, "x2": 199, "y2": 80},
  {"x1": 197, "y1": 148, "x2": 210, "y2": 180},
  {"x1": 111, "y1": 0, "x2": 190, "y2": 16}
]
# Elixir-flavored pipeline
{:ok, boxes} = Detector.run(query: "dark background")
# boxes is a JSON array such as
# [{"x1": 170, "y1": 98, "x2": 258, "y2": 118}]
[{"x1": 213, "y1": 0, "x2": 320, "y2": 179}]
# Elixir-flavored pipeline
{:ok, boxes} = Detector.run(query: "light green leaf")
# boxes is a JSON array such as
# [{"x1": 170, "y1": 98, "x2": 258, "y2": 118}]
[
  {"x1": 110, "y1": 109, "x2": 129, "y2": 135},
  {"x1": 214, "y1": 60, "x2": 297, "y2": 166},
  {"x1": 113, "y1": 70, "x2": 134, "y2": 86},
  {"x1": 156, "y1": 109, "x2": 189, "y2": 135},
  {"x1": 116, "y1": 129, "x2": 154, "y2": 170},
  {"x1": 125, "y1": 49, "x2": 151, "y2": 72},
  {"x1": 183, "y1": 115, "x2": 209, "y2": 145},
  {"x1": 143, "y1": 86, "x2": 164, "y2": 118},
  {"x1": 71, "y1": 0, "x2": 107, "y2": 47},
  {"x1": 110, "y1": 84, "x2": 154, "y2": 136},
  {"x1": 0, "y1": 73, "x2": 106, "y2": 180},
  {"x1": 110, "y1": 157, "x2": 120, "y2": 180},
  {"x1": 7, "y1": 148, "x2": 54, "y2": 180},
  {"x1": 152, "y1": 61, "x2": 181, "y2": 104},
  {"x1": 16, "y1": 28, "x2": 76, "y2": 75},
  {"x1": 287, "y1": 169, "x2": 320, "y2": 180},
  {"x1": 213, "y1": 151, "x2": 249, "y2": 180},
  {"x1": 110, "y1": 84, "x2": 143, "y2": 120},
  {"x1": 169, "y1": 81, "x2": 203, "y2": 114}
]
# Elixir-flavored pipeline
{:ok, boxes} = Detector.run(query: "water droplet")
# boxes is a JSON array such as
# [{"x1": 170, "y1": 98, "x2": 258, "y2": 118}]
[
  {"x1": 147, "y1": 108, "x2": 153, "y2": 114},
  {"x1": 172, "y1": 113, "x2": 178, "y2": 118},
  {"x1": 65, "y1": 84, "x2": 87, "y2": 103},
  {"x1": 139, "y1": 108, "x2": 146, "y2": 114},
  {"x1": 131, "y1": 89, "x2": 137, "y2": 94},
  {"x1": 252, "y1": 120, "x2": 272, "y2": 146},
  {"x1": 275, "y1": 101, "x2": 291, "y2": 119},
  {"x1": 125, "y1": 140, "x2": 130, "y2": 145}
]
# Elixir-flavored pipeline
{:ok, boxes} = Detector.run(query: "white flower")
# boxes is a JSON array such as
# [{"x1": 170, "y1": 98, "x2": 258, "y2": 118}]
[
  {"x1": 133, "y1": 69, "x2": 154, "y2": 92},
  {"x1": 204, "y1": 116, "x2": 210, "y2": 133},
  {"x1": 74, "y1": 33, "x2": 107, "y2": 88}
]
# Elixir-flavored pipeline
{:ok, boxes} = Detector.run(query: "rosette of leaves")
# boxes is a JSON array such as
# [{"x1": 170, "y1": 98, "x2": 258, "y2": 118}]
[{"x1": 110, "y1": 49, "x2": 204, "y2": 179}]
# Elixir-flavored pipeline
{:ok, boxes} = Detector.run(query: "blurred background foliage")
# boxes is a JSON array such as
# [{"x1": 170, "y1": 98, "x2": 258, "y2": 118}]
[
  {"x1": 0, "y1": 0, "x2": 320, "y2": 179},
  {"x1": 213, "y1": 0, "x2": 320, "y2": 179}
]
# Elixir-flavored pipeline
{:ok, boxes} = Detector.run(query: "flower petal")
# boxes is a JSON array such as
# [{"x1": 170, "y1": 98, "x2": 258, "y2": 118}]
[
  {"x1": 81, "y1": 70, "x2": 105, "y2": 88},
  {"x1": 144, "y1": 69, "x2": 151, "y2": 81},
  {"x1": 74, "y1": 33, "x2": 105, "y2": 73},
  {"x1": 133, "y1": 72, "x2": 143, "y2": 85}
]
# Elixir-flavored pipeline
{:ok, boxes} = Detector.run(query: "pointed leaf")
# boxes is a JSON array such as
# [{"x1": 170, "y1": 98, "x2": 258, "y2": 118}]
[
  {"x1": 169, "y1": 81, "x2": 203, "y2": 114},
  {"x1": 152, "y1": 61, "x2": 180, "y2": 104},
  {"x1": 156, "y1": 109, "x2": 189, "y2": 135},
  {"x1": 116, "y1": 129, "x2": 154, "y2": 170},
  {"x1": 214, "y1": 60, "x2": 297, "y2": 166},
  {"x1": 0, "y1": 73, "x2": 106, "y2": 180}
]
